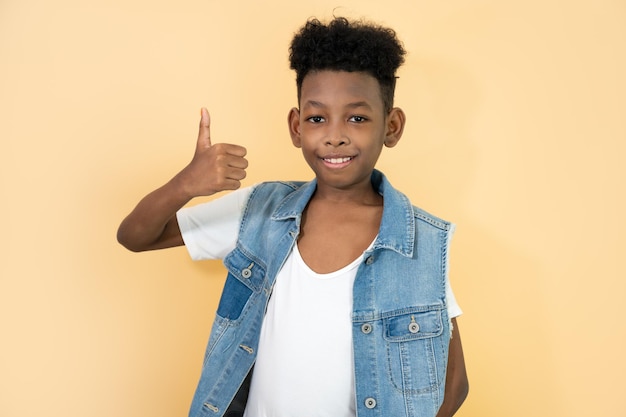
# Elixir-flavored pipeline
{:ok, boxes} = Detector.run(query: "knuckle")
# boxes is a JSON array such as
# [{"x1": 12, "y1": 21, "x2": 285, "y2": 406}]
[
  {"x1": 214, "y1": 153, "x2": 227, "y2": 164},
  {"x1": 212, "y1": 143, "x2": 227, "y2": 153}
]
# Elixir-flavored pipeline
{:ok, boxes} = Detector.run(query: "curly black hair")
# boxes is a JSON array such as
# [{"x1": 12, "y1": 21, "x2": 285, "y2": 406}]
[{"x1": 289, "y1": 17, "x2": 406, "y2": 113}]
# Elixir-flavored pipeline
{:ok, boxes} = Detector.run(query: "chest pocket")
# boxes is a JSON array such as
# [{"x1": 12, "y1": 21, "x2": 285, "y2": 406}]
[
  {"x1": 217, "y1": 249, "x2": 266, "y2": 321},
  {"x1": 383, "y1": 306, "x2": 447, "y2": 395}
]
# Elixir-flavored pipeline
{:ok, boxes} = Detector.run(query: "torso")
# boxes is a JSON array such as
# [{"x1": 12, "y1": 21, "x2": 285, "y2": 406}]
[{"x1": 298, "y1": 192, "x2": 382, "y2": 273}]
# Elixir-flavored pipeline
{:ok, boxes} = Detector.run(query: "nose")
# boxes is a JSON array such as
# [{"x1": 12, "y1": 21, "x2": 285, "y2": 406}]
[
  {"x1": 325, "y1": 122, "x2": 350, "y2": 146},
  {"x1": 326, "y1": 136, "x2": 348, "y2": 146}
]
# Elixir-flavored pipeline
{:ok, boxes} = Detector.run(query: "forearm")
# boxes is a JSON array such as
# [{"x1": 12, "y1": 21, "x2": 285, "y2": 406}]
[
  {"x1": 435, "y1": 376, "x2": 469, "y2": 417},
  {"x1": 436, "y1": 319, "x2": 469, "y2": 417},
  {"x1": 117, "y1": 175, "x2": 192, "y2": 252}
]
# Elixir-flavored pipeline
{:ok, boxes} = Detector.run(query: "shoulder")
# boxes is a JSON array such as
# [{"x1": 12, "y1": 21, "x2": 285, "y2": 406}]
[
  {"x1": 411, "y1": 204, "x2": 453, "y2": 232},
  {"x1": 375, "y1": 170, "x2": 453, "y2": 233},
  {"x1": 247, "y1": 181, "x2": 308, "y2": 205},
  {"x1": 241, "y1": 180, "x2": 314, "y2": 221},
  {"x1": 253, "y1": 180, "x2": 306, "y2": 193}
]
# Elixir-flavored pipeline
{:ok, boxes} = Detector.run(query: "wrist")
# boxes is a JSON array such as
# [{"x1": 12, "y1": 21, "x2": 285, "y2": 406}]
[{"x1": 167, "y1": 172, "x2": 198, "y2": 203}]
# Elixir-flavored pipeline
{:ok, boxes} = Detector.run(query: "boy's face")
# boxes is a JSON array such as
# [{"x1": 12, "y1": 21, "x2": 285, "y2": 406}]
[{"x1": 288, "y1": 70, "x2": 405, "y2": 193}]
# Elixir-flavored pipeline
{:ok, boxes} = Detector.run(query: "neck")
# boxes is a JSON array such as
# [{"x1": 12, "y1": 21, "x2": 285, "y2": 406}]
[{"x1": 312, "y1": 180, "x2": 382, "y2": 206}]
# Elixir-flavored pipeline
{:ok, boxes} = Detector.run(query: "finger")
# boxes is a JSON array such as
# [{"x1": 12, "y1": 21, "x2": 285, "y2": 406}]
[
  {"x1": 228, "y1": 155, "x2": 249, "y2": 170},
  {"x1": 224, "y1": 166, "x2": 247, "y2": 181},
  {"x1": 197, "y1": 107, "x2": 211, "y2": 149},
  {"x1": 225, "y1": 144, "x2": 247, "y2": 158},
  {"x1": 213, "y1": 154, "x2": 248, "y2": 173},
  {"x1": 220, "y1": 179, "x2": 243, "y2": 191},
  {"x1": 212, "y1": 143, "x2": 247, "y2": 157}
]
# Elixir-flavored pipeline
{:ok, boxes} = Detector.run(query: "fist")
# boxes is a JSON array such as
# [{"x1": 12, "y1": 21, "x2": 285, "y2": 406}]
[{"x1": 178, "y1": 108, "x2": 248, "y2": 197}]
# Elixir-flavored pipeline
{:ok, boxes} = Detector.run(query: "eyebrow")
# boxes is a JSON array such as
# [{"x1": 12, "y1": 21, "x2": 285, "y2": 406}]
[{"x1": 303, "y1": 100, "x2": 373, "y2": 110}]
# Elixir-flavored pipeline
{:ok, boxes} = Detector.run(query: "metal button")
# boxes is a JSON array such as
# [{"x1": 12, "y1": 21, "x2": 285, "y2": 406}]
[
  {"x1": 361, "y1": 323, "x2": 373, "y2": 334},
  {"x1": 365, "y1": 397, "x2": 377, "y2": 409},
  {"x1": 241, "y1": 262, "x2": 254, "y2": 279},
  {"x1": 409, "y1": 315, "x2": 420, "y2": 334}
]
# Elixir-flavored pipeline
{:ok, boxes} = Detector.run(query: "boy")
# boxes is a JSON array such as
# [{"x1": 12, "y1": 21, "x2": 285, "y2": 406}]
[{"x1": 118, "y1": 17, "x2": 468, "y2": 417}]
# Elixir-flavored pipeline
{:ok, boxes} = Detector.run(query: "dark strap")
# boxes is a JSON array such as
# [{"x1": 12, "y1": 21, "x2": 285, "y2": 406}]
[{"x1": 223, "y1": 368, "x2": 253, "y2": 417}]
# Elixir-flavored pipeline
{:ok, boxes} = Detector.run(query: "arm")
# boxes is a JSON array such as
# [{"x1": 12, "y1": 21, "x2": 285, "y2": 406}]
[
  {"x1": 117, "y1": 108, "x2": 248, "y2": 252},
  {"x1": 436, "y1": 318, "x2": 469, "y2": 417}
]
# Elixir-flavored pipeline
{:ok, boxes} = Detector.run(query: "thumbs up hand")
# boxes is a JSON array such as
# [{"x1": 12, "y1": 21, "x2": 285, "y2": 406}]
[{"x1": 176, "y1": 108, "x2": 248, "y2": 198}]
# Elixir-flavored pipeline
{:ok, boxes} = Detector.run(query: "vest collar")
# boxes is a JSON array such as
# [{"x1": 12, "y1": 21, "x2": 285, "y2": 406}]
[{"x1": 271, "y1": 170, "x2": 415, "y2": 258}]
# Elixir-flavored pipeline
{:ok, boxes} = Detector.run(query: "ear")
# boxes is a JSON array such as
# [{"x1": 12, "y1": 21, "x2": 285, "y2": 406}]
[
  {"x1": 384, "y1": 107, "x2": 406, "y2": 148},
  {"x1": 288, "y1": 107, "x2": 302, "y2": 148}
]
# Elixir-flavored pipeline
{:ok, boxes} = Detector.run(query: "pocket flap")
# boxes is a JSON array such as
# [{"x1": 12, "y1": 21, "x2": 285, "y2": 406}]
[
  {"x1": 223, "y1": 248, "x2": 266, "y2": 292},
  {"x1": 383, "y1": 307, "x2": 443, "y2": 342}
]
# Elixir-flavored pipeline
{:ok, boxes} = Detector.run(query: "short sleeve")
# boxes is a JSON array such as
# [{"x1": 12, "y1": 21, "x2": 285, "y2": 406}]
[
  {"x1": 176, "y1": 186, "x2": 255, "y2": 261},
  {"x1": 446, "y1": 279, "x2": 462, "y2": 318},
  {"x1": 445, "y1": 224, "x2": 462, "y2": 318}
]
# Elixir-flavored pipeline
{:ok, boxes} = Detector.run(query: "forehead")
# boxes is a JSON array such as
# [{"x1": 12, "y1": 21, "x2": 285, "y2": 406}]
[{"x1": 300, "y1": 70, "x2": 384, "y2": 109}]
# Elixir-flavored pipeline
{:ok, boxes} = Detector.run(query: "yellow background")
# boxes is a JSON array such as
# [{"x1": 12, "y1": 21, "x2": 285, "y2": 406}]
[{"x1": 2, "y1": 0, "x2": 625, "y2": 416}]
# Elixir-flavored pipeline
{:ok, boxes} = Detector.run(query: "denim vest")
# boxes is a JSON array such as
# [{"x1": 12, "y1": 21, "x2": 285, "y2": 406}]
[{"x1": 189, "y1": 170, "x2": 453, "y2": 417}]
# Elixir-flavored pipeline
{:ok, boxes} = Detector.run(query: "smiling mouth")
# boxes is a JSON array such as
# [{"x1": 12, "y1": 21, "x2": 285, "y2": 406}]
[{"x1": 322, "y1": 156, "x2": 353, "y2": 164}]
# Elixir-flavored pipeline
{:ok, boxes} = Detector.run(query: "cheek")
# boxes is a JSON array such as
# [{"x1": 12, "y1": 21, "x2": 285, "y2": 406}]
[{"x1": 296, "y1": 140, "x2": 315, "y2": 156}]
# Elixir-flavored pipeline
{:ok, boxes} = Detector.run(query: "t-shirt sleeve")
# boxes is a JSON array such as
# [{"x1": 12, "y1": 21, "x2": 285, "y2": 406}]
[
  {"x1": 446, "y1": 224, "x2": 462, "y2": 318},
  {"x1": 176, "y1": 186, "x2": 254, "y2": 261},
  {"x1": 446, "y1": 279, "x2": 463, "y2": 318}
]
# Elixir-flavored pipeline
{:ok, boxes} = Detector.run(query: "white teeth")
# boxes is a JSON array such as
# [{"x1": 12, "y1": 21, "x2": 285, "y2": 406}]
[{"x1": 325, "y1": 157, "x2": 351, "y2": 164}]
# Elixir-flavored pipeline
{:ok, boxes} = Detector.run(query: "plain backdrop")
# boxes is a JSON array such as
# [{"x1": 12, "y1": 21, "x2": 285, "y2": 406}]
[{"x1": 1, "y1": 1, "x2": 625, "y2": 416}]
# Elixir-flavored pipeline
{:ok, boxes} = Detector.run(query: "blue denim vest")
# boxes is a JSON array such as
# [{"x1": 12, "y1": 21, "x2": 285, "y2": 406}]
[{"x1": 189, "y1": 170, "x2": 453, "y2": 417}]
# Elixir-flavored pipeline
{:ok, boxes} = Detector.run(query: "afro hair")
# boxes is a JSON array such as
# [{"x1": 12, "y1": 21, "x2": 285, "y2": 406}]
[{"x1": 289, "y1": 17, "x2": 406, "y2": 112}]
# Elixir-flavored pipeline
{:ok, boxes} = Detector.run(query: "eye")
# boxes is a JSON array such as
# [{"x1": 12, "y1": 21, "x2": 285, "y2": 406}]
[
  {"x1": 307, "y1": 116, "x2": 325, "y2": 123},
  {"x1": 349, "y1": 115, "x2": 368, "y2": 123}
]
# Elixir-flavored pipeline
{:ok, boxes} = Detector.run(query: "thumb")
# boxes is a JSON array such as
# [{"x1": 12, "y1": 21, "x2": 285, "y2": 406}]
[{"x1": 197, "y1": 107, "x2": 211, "y2": 148}]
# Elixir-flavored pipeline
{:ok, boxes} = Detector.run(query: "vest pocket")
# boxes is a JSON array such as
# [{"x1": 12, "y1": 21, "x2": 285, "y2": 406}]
[
  {"x1": 383, "y1": 306, "x2": 445, "y2": 395},
  {"x1": 216, "y1": 273, "x2": 253, "y2": 321},
  {"x1": 218, "y1": 249, "x2": 266, "y2": 321}
]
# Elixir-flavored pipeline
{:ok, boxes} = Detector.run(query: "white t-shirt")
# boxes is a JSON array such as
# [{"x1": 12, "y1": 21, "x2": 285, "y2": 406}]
[
  {"x1": 177, "y1": 186, "x2": 462, "y2": 417},
  {"x1": 243, "y1": 242, "x2": 362, "y2": 417}
]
